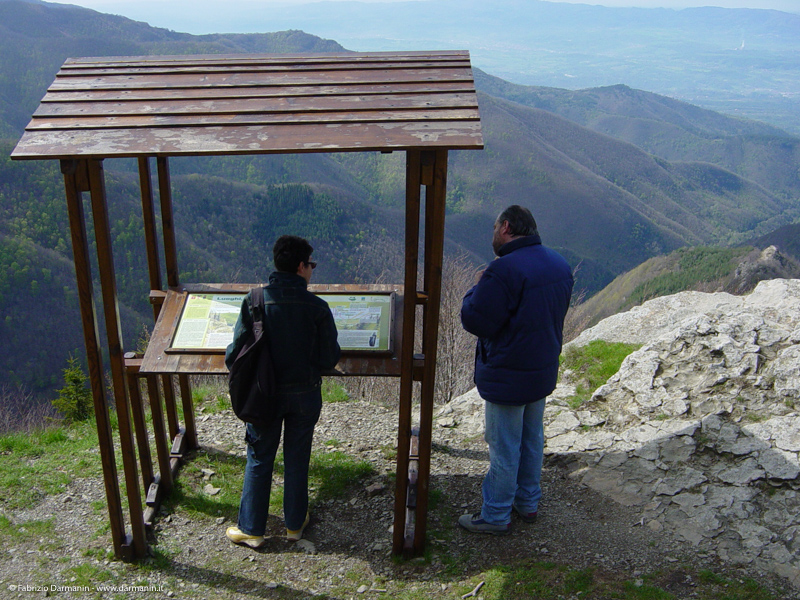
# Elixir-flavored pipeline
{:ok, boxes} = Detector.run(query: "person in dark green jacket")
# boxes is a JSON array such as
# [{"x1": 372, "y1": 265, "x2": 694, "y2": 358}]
[{"x1": 225, "y1": 235, "x2": 340, "y2": 548}]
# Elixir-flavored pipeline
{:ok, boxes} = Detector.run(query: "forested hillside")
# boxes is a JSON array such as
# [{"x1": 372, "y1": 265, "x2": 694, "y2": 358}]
[
  {"x1": 1, "y1": 0, "x2": 798, "y2": 397},
  {"x1": 567, "y1": 245, "x2": 800, "y2": 330}
]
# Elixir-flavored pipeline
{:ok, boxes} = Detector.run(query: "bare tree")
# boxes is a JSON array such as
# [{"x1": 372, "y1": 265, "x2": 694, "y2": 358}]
[
  {"x1": 338, "y1": 237, "x2": 480, "y2": 407},
  {"x1": 434, "y1": 252, "x2": 480, "y2": 404},
  {"x1": 0, "y1": 385, "x2": 58, "y2": 434},
  {"x1": 562, "y1": 262, "x2": 592, "y2": 343}
]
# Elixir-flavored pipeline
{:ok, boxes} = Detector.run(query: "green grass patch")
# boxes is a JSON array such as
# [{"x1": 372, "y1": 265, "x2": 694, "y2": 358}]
[
  {"x1": 164, "y1": 448, "x2": 244, "y2": 522},
  {"x1": 622, "y1": 580, "x2": 675, "y2": 599},
  {"x1": 322, "y1": 379, "x2": 351, "y2": 403},
  {"x1": 192, "y1": 380, "x2": 230, "y2": 414},
  {"x1": 309, "y1": 450, "x2": 375, "y2": 502},
  {"x1": 65, "y1": 562, "x2": 115, "y2": 587},
  {"x1": 693, "y1": 570, "x2": 778, "y2": 600},
  {"x1": 0, "y1": 514, "x2": 56, "y2": 540},
  {"x1": 561, "y1": 340, "x2": 640, "y2": 408},
  {"x1": 0, "y1": 419, "x2": 108, "y2": 510},
  {"x1": 476, "y1": 562, "x2": 591, "y2": 599},
  {"x1": 167, "y1": 445, "x2": 374, "y2": 519},
  {"x1": 442, "y1": 562, "x2": 781, "y2": 600}
]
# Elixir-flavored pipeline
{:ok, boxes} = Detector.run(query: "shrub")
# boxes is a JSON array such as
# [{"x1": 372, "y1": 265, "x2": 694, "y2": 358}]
[{"x1": 52, "y1": 355, "x2": 93, "y2": 423}]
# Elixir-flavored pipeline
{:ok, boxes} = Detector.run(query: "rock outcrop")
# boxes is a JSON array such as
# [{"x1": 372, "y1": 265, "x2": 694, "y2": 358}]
[{"x1": 437, "y1": 278, "x2": 800, "y2": 588}]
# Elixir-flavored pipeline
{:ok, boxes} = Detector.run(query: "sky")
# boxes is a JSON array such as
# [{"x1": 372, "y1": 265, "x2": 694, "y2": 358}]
[
  {"x1": 53, "y1": 0, "x2": 800, "y2": 37},
  {"x1": 64, "y1": 0, "x2": 800, "y2": 12}
]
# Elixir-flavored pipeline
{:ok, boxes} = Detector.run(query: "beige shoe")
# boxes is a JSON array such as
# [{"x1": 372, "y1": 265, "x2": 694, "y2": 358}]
[
  {"x1": 226, "y1": 526, "x2": 265, "y2": 548},
  {"x1": 286, "y1": 512, "x2": 310, "y2": 542}
]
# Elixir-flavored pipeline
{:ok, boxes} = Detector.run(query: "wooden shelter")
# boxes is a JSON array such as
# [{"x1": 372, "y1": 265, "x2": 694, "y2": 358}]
[{"x1": 11, "y1": 50, "x2": 483, "y2": 560}]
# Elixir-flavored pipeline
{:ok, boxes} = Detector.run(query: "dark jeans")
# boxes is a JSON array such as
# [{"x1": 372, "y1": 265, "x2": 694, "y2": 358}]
[{"x1": 237, "y1": 387, "x2": 322, "y2": 535}]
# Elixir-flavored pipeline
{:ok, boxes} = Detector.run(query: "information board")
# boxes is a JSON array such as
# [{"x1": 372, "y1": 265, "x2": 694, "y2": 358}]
[
  {"x1": 168, "y1": 290, "x2": 394, "y2": 353},
  {"x1": 170, "y1": 293, "x2": 245, "y2": 351},
  {"x1": 318, "y1": 292, "x2": 394, "y2": 353}
]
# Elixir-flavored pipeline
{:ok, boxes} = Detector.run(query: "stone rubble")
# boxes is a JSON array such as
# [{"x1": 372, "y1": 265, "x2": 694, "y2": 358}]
[{"x1": 436, "y1": 278, "x2": 800, "y2": 589}]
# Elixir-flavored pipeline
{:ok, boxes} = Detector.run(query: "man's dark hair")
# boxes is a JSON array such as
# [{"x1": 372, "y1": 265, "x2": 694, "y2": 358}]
[
  {"x1": 497, "y1": 205, "x2": 538, "y2": 237},
  {"x1": 273, "y1": 235, "x2": 313, "y2": 273}
]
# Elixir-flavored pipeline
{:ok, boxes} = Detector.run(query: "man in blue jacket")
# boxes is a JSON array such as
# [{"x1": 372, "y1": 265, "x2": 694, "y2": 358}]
[
  {"x1": 225, "y1": 235, "x2": 340, "y2": 548},
  {"x1": 459, "y1": 205, "x2": 573, "y2": 534}
]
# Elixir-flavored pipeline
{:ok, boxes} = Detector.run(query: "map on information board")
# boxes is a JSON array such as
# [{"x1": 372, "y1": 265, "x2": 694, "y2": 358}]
[
  {"x1": 318, "y1": 293, "x2": 393, "y2": 353},
  {"x1": 171, "y1": 293, "x2": 245, "y2": 351},
  {"x1": 169, "y1": 291, "x2": 394, "y2": 353}
]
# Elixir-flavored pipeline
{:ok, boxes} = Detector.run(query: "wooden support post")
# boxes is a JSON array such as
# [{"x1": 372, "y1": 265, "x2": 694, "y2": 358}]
[
  {"x1": 124, "y1": 354, "x2": 155, "y2": 496},
  {"x1": 162, "y1": 375, "x2": 180, "y2": 440},
  {"x1": 178, "y1": 374, "x2": 199, "y2": 450},
  {"x1": 155, "y1": 158, "x2": 183, "y2": 445},
  {"x1": 421, "y1": 149, "x2": 437, "y2": 334},
  {"x1": 61, "y1": 158, "x2": 128, "y2": 560},
  {"x1": 137, "y1": 156, "x2": 163, "y2": 321},
  {"x1": 413, "y1": 149, "x2": 448, "y2": 553},
  {"x1": 156, "y1": 156, "x2": 179, "y2": 288},
  {"x1": 393, "y1": 149, "x2": 422, "y2": 555},
  {"x1": 146, "y1": 374, "x2": 173, "y2": 494},
  {"x1": 87, "y1": 158, "x2": 147, "y2": 559}
]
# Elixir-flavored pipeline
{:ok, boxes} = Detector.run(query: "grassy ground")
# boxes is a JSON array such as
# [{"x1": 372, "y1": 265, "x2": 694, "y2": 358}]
[{"x1": 0, "y1": 382, "x2": 788, "y2": 599}]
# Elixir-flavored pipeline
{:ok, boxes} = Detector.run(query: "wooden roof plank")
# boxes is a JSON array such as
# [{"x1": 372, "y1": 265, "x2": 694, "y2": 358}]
[
  {"x1": 40, "y1": 82, "x2": 477, "y2": 103},
  {"x1": 13, "y1": 121, "x2": 483, "y2": 159},
  {"x1": 57, "y1": 60, "x2": 472, "y2": 78},
  {"x1": 34, "y1": 93, "x2": 479, "y2": 118},
  {"x1": 61, "y1": 50, "x2": 469, "y2": 68},
  {"x1": 48, "y1": 68, "x2": 475, "y2": 92},
  {"x1": 26, "y1": 108, "x2": 481, "y2": 131}
]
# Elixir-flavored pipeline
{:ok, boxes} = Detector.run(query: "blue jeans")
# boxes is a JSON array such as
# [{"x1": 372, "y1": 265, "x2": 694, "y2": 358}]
[
  {"x1": 481, "y1": 398, "x2": 546, "y2": 525},
  {"x1": 237, "y1": 387, "x2": 322, "y2": 535}
]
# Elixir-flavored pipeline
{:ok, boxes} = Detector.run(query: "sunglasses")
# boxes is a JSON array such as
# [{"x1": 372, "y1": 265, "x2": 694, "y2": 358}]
[{"x1": 306, "y1": 261, "x2": 317, "y2": 269}]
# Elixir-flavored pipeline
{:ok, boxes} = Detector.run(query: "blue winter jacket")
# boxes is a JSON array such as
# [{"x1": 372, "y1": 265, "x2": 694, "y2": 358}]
[{"x1": 461, "y1": 235, "x2": 573, "y2": 405}]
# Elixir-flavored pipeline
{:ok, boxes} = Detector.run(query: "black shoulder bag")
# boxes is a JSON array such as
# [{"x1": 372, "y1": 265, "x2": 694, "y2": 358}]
[{"x1": 227, "y1": 286, "x2": 277, "y2": 426}]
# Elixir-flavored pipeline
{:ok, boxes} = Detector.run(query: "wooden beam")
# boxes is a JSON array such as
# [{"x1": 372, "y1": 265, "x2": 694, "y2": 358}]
[
  {"x1": 162, "y1": 375, "x2": 180, "y2": 440},
  {"x1": 137, "y1": 156, "x2": 163, "y2": 321},
  {"x1": 178, "y1": 374, "x2": 199, "y2": 451},
  {"x1": 146, "y1": 374, "x2": 173, "y2": 494},
  {"x1": 413, "y1": 149, "x2": 448, "y2": 553},
  {"x1": 61, "y1": 158, "x2": 127, "y2": 559},
  {"x1": 392, "y1": 149, "x2": 422, "y2": 555},
  {"x1": 156, "y1": 156, "x2": 179, "y2": 287},
  {"x1": 124, "y1": 354, "x2": 155, "y2": 495},
  {"x1": 87, "y1": 158, "x2": 147, "y2": 559}
]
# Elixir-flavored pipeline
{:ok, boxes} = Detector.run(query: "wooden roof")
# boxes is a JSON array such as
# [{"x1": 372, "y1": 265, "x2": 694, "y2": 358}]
[{"x1": 11, "y1": 50, "x2": 483, "y2": 160}]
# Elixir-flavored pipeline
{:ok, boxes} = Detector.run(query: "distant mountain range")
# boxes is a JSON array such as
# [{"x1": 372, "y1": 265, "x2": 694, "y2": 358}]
[
  {"x1": 117, "y1": 0, "x2": 799, "y2": 135},
  {"x1": 0, "y1": 0, "x2": 798, "y2": 395}
]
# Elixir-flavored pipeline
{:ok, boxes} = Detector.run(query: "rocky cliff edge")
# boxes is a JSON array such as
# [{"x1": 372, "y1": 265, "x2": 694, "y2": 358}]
[{"x1": 437, "y1": 278, "x2": 800, "y2": 589}]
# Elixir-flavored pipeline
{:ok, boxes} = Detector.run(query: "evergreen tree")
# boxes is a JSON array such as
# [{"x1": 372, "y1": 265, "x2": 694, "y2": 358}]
[{"x1": 52, "y1": 355, "x2": 93, "y2": 423}]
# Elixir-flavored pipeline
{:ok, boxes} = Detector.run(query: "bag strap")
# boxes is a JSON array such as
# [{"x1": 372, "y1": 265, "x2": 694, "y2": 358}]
[
  {"x1": 249, "y1": 286, "x2": 266, "y2": 342},
  {"x1": 250, "y1": 286, "x2": 265, "y2": 323}
]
